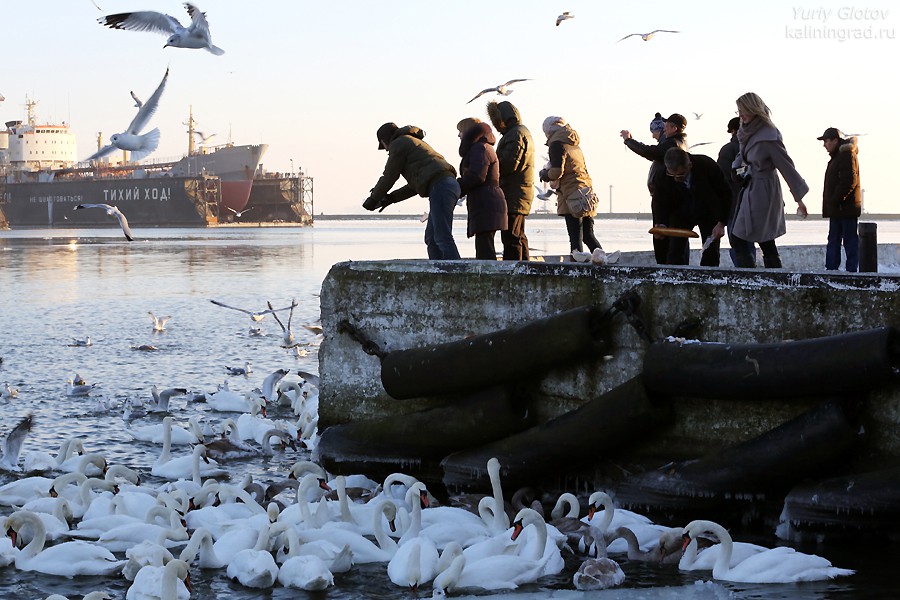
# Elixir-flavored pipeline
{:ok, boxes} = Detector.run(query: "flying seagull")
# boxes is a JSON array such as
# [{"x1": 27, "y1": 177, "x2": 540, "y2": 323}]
[
  {"x1": 74, "y1": 204, "x2": 134, "y2": 241},
  {"x1": 618, "y1": 29, "x2": 680, "y2": 42},
  {"x1": 224, "y1": 206, "x2": 253, "y2": 218},
  {"x1": 98, "y1": 2, "x2": 225, "y2": 55},
  {"x1": 148, "y1": 312, "x2": 171, "y2": 332},
  {"x1": 556, "y1": 12, "x2": 574, "y2": 26},
  {"x1": 85, "y1": 67, "x2": 169, "y2": 162},
  {"x1": 467, "y1": 79, "x2": 531, "y2": 104},
  {"x1": 210, "y1": 299, "x2": 298, "y2": 322},
  {"x1": 534, "y1": 185, "x2": 556, "y2": 202},
  {"x1": 130, "y1": 90, "x2": 143, "y2": 107},
  {"x1": 692, "y1": 112, "x2": 703, "y2": 120},
  {"x1": 0, "y1": 414, "x2": 33, "y2": 472},
  {"x1": 688, "y1": 142, "x2": 713, "y2": 150},
  {"x1": 268, "y1": 299, "x2": 296, "y2": 346},
  {"x1": 192, "y1": 130, "x2": 216, "y2": 145}
]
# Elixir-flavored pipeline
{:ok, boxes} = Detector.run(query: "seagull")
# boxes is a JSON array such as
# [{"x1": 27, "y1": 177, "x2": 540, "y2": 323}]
[
  {"x1": 67, "y1": 379, "x2": 99, "y2": 397},
  {"x1": 225, "y1": 361, "x2": 252, "y2": 376},
  {"x1": 85, "y1": 67, "x2": 169, "y2": 163},
  {"x1": 467, "y1": 79, "x2": 531, "y2": 104},
  {"x1": 98, "y1": 2, "x2": 225, "y2": 55},
  {"x1": 130, "y1": 90, "x2": 143, "y2": 108},
  {"x1": 147, "y1": 386, "x2": 188, "y2": 412},
  {"x1": 618, "y1": 29, "x2": 680, "y2": 42},
  {"x1": 131, "y1": 344, "x2": 159, "y2": 351},
  {"x1": 0, "y1": 414, "x2": 33, "y2": 472},
  {"x1": 302, "y1": 322, "x2": 323, "y2": 336},
  {"x1": 192, "y1": 130, "x2": 216, "y2": 144},
  {"x1": 296, "y1": 370, "x2": 320, "y2": 387},
  {"x1": 269, "y1": 299, "x2": 296, "y2": 346},
  {"x1": 688, "y1": 142, "x2": 714, "y2": 150},
  {"x1": 534, "y1": 185, "x2": 556, "y2": 201},
  {"x1": 69, "y1": 336, "x2": 93, "y2": 347},
  {"x1": 224, "y1": 206, "x2": 253, "y2": 218},
  {"x1": 261, "y1": 369, "x2": 290, "y2": 403},
  {"x1": 2, "y1": 382, "x2": 19, "y2": 400},
  {"x1": 74, "y1": 204, "x2": 134, "y2": 241},
  {"x1": 556, "y1": 11, "x2": 574, "y2": 26},
  {"x1": 419, "y1": 211, "x2": 428, "y2": 223},
  {"x1": 692, "y1": 112, "x2": 703, "y2": 120},
  {"x1": 210, "y1": 299, "x2": 298, "y2": 322},
  {"x1": 148, "y1": 312, "x2": 171, "y2": 332}
]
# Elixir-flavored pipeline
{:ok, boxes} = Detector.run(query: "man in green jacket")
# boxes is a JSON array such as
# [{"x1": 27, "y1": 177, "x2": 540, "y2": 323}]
[
  {"x1": 363, "y1": 122, "x2": 461, "y2": 259},
  {"x1": 488, "y1": 101, "x2": 535, "y2": 260}
]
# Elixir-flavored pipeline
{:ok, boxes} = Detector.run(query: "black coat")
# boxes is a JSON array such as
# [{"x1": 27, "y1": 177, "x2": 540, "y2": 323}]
[
  {"x1": 822, "y1": 138, "x2": 861, "y2": 219},
  {"x1": 652, "y1": 153, "x2": 732, "y2": 229},
  {"x1": 624, "y1": 132, "x2": 687, "y2": 196},
  {"x1": 458, "y1": 122, "x2": 508, "y2": 237}
]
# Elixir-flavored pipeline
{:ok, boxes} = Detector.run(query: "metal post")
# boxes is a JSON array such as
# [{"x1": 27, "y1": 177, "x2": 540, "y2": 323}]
[
  {"x1": 858, "y1": 222, "x2": 877, "y2": 272},
  {"x1": 608, "y1": 185, "x2": 613, "y2": 213}
]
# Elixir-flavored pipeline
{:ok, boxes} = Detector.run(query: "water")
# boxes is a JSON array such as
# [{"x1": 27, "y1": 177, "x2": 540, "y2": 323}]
[{"x1": 1, "y1": 217, "x2": 898, "y2": 599}]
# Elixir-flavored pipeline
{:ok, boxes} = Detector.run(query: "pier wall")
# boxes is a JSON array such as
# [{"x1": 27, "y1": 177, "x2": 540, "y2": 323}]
[{"x1": 318, "y1": 245, "x2": 900, "y2": 468}]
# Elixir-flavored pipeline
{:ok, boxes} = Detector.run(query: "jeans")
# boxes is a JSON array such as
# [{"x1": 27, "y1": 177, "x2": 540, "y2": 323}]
[
  {"x1": 825, "y1": 217, "x2": 859, "y2": 272},
  {"x1": 564, "y1": 215, "x2": 601, "y2": 252},
  {"x1": 424, "y1": 176, "x2": 461, "y2": 260},
  {"x1": 501, "y1": 214, "x2": 529, "y2": 260}
]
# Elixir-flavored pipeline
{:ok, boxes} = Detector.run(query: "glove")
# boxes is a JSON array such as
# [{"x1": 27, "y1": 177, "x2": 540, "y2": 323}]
[
  {"x1": 539, "y1": 168, "x2": 550, "y2": 183},
  {"x1": 377, "y1": 193, "x2": 403, "y2": 213},
  {"x1": 362, "y1": 196, "x2": 381, "y2": 211}
]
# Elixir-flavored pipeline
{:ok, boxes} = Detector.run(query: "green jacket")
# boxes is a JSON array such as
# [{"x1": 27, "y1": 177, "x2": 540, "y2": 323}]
[
  {"x1": 369, "y1": 126, "x2": 457, "y2": 203},
  {"x1": 488, "y1": 101, "x2": 535, "y2": 215}
]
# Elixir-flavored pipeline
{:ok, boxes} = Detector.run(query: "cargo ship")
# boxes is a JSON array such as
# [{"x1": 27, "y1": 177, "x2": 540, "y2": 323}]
[{"x1": 0, "y1": 100, "x2": 267, "y2": 229}]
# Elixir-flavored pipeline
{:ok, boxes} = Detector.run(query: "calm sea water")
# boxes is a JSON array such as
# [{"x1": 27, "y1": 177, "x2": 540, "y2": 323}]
[{"x1": 1, "y1": 217, "x2": 898, "y2": 599}]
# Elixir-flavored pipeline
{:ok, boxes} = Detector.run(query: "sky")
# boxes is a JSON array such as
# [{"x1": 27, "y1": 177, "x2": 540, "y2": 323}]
[{"x1": 2, "y1": 1, "x2": 898, "y2": 215}]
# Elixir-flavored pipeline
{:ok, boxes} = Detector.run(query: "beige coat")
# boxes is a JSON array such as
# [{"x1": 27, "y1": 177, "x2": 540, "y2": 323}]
[
  {"x1": 731, "y1": 123, "x2": 808, "y2": 241},
  {"x1": 544, "y1": 125, "x2": 595, "y2": 217}
]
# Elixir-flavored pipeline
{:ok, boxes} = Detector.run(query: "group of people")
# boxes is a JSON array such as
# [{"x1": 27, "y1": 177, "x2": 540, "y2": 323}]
[
  {"x1": 622, "y1": 92, "x2": 862, "y2": 272},
  {"x1": 362, "y1": 101, "x2": 609, "y2": 262},
  {"x1": 364, "y1": 91, "x2": 862, "y2": 272}
]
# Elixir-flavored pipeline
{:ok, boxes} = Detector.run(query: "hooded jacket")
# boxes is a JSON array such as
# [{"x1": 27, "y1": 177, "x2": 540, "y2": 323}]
[
  {"x1": 487, "y1": 101, "x2": 535, "y2": 215},
  {"x1": 458, "y1": 122, "x2": 508, "y2": 237},
  {"x1": 541, "y1": 123, "x2": 594, "y2": 216},
  {"x1": 369, "y1": 125, "x2": 457, "y2": 203},
  {"x1": 822, "y1": 137, "x2": 861, "y2": 219}
]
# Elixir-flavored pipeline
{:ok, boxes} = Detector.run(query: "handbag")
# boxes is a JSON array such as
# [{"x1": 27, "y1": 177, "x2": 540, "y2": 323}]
[{"x1": 566, "y1": 186, "x2": 598, "y2": 218}]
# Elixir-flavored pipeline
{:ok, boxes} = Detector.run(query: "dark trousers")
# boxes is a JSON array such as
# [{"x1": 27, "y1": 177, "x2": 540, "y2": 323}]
[
  {"x1": 665, "y1": 219, "x2": 720, "y2": 266},
  {"x1": 564, "y1": 215, "x2": 601, "y2": 252},
  {"x1": 732, "y1": 236, "x2": 781, "y2": 268},
  {"x1": 474, "y1": 231, "x2": 497, "y2": 260},
  {"x1": 501, "y1": 214, "x2": 529, "y2": 260},
  {"x1": 826, "y1": 217, "x2": 859, "y2": 272}
]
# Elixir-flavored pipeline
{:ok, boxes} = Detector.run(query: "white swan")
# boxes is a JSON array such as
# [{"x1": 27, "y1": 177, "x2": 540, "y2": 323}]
[
  {"x1": 389, "y1": 482, "x2": 440, "y2": 589},
  {"x1": 682, "y1": 519, "x2": 855, "y2": 582},
  {"x1": 92, "y1": 505, "x2": 188, "y2": 552},
  {"x1": 127, "y1": 416, "x2": 198, "y2": 445},
  {"x1": 276, "y1": 526, "x2": 336, "y2": 590},
  {"x1": 179, "y1": 526, "x2": 226, "y2": 569},
  {"x1": 152, "y1": 417, "x2": 226, "y2": 481},
  {"x1": 126, "y1": 558, "x2": 190, "y2": 600},
  {"x1": 586, "y1": 491, "x2": 669, "y2": 554},
  {"x1": 207, "y1": 388, "x2": 260, "y2": 413},
  {"x1": 226, "y1": 523, "x2": 281, "y2": 588},
  {"x1": 7, "y1": 510, "x2": 125, "y2": 576},
  {"x1": 21, "y1": 437, "x2": 77, "y2": 474},
  {"x1": 294, "y1": 499, "x2": 399, "y2": 563},
  {"x1": 122, "y1": 539, "x2": 175, "y2": 581}
]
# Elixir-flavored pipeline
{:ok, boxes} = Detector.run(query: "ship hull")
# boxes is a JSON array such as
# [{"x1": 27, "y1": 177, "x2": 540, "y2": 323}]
[
  {"x1": 168, "y1": 144, "x2": 267, "y2": 213},
  {"x1": 0, "y1": 177, "x2": 214, "y2": 228}
]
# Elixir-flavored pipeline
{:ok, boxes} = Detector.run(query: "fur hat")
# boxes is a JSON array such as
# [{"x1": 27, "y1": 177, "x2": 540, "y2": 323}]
[
  {"x1": 542, "y1": 115, "x2": 565, "y2": 138},
  {"x1": 650, "y1": 112, "x2": 666, "y2": 133}
]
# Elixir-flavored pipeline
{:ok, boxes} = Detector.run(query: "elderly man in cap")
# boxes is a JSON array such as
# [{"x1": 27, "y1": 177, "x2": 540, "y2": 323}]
[
  {"x1": 364, "y1": 122, "x2": 461, "y2": 259},
  {"x1": 818, "y1": 127, "x2": 861, "y2": 271},
  {"x1": 620, "y1": 113, "x2": 688, "y2": 264}
]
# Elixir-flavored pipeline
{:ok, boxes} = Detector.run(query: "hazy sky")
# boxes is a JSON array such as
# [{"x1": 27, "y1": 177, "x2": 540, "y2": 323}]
[{"x1": 3, "y1": 1, "x2": 897, "y2": 214}]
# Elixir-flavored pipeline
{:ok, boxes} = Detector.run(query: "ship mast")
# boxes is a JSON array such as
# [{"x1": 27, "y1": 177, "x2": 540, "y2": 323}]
[
  {"x1": 26, "y1": 98, "x2": 38, "y2": 127},
  {"x1": 185, "y1": 105, "x2": 195, "y2": 156}
]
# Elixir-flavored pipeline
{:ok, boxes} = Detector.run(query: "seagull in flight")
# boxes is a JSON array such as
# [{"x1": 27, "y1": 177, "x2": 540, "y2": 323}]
[
  {"x1": 210, "y1": 299, "x2": 298, "y2": 322},
  {"x1": 268, "y1": 299, "x2": 296, "y2": 346},
  {"x1": 192, "y1": 130, "x2": 216, "y2": 145},
  {"x1": 0, "y1": 414, "x2": 33, "y2": 472},
  {"x1": 85, "y1": 67, "x2": 169, "y2": 163},
  {"x1": 692, "y1": 112, "x2": 703, "y2": 120},
  {"x1": 98, "y1": 2, "x2": 225, "y2": 55},
  {"x1": 556, "y1": 12, "x2": 574, "y2": 26},
  {"x1": 148, "y1": 312, "x2": 171, "y2": 332},
  {"x1": 130, "y1": 90, "x2": 143, "y2": 107},
  {"x1": 618, "y1": 29, "x2": 680, "y2": 42},
  {"x1": 688, "y1": 142, "x2": 714, "y2": 150},
  {"x1": 467, "y1": 79, "x2": 531, "y2": 104},
  {"x1": 74, "y1": 204, "x2": 134, "y2": 241},
  {"x1": 224, "y1": 206, "x2": 253, "y2": 218},
  {"x1": 534, "y1": 185, "x2": 556, "y2": 202}
]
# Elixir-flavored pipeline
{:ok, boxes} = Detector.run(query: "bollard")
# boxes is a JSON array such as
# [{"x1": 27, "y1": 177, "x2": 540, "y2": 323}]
[{"x1": 858, "y1": 222, "x2": 877, "y2": 272}]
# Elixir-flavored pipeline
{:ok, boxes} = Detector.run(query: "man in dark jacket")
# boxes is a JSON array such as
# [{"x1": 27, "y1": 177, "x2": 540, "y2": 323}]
[
  {"x1": 364, "y1": 122, "x2": 461, "y2": 259},
  {"x1": 621, "y1": 113, "x2": 688, "y2": 264},
  {"x1": 653, "y1": 147, "x2": 731, "y2": 266},
  {"x1": 487, "y1": 101, "x2": 535, "y2": 261},
  {"x1": 818, "y1": 127, "x2": 862, "y2": 271},
  {"x1": 717, "y1": 117, "x2": 748, "y2": 266}
]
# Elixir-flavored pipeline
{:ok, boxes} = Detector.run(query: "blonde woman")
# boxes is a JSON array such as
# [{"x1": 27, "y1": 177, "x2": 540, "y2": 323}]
[{"x1": 730, "y1": 92, "x2": 809, "y2": 268}]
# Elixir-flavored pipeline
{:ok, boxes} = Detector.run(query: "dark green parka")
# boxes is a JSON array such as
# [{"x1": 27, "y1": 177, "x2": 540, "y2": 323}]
[{"x1": 370, "y1": 126, "x2": 457, "y2": 203}]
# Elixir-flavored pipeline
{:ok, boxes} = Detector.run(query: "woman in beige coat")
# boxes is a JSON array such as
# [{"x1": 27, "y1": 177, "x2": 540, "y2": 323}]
[{"x1": 730, "y1": 92, "x2": 809, "y2": 268}]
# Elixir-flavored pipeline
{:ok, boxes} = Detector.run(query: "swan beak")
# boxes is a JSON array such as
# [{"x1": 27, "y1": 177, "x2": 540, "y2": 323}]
[
  {"x1": 184, "y1": 573, "x2": 193, "y2": 593},
  {"x1": 587, "y1": 506, "x2": 596, "y2": 521},
  {"x1": 511, "y1": 520, "x2": 525, "y2": 541},
  {"x1": 681, "y1": 533, "x2": 692, "y2": 551},
  {"x1": 318, "y1": 478, "x2": 332, "y2": 493},
  {"x1": 419, "y1": 490, "x2": 430, "y2": 509},
  {"x1": 7, "y1": 528, "x2": 17, "y2": 548},
  {"x1": 49, "y1": 486, "x2": 59, "y2": 498},
  {"x1": 388, "y1": 518, "x2": 397, "y2": 533}
]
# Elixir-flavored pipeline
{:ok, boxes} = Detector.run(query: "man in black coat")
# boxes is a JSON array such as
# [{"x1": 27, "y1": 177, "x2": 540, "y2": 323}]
[
  {"x1": 653, "y1": 147, "x2": 731, "y2": 266},
  {"x1": 818, "y1": 127, "x2": 862, "y2": 271}
]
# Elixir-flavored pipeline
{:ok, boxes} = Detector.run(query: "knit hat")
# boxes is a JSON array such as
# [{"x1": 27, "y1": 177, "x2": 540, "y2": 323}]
[
  {"x1": 649, "y1": 112, "x2": 666, "y2": 133},
  {"x1": 542, "y1": 115, "x2": 565, "y2": 137},
  {"x1": 376, "y1": 122, "x2": 398, "y2": 149}
]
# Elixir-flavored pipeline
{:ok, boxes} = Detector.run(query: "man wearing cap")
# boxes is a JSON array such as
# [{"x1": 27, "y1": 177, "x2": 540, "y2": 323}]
[
  {"x1": 620, "y1": 113, "x2": 688, "y2": 263},
  {"x1": 818, "y1": 127, "x2": 861, "y2": 271},
  {"x1": 364, "y1": 122, "x2": 461, "y2": 259}
]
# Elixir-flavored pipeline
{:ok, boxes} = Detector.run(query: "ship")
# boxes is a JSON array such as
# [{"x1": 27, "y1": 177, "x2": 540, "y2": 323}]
[{"x1": 0, "y1": 100, "x2": 268, "y2": 229}]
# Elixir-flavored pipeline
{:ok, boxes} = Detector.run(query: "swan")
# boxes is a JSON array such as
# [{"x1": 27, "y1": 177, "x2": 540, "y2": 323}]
[
  {"x1": 203, "y1": 419, "x2": 261, "y2": 460},
  {"x1": 21, "y1": 437, "x2": 78, "y2": 474},
  {"x1": 682, "y1": 519, "x2": 855, "y2": 582},
  {"x1": 605, "y1": 526, "x2": 684, "y2": 564},
  {"x1": 56, "y1": 450, "x2": 107, "y2": 477},
  {"x1": 0, "y1": 474, "x2": 57, "y2": 506},
  {"x1": 572, "y1": 555, "x2": 626, "y2": 589},
  {"x1": 235, "y1": 397, "x2": 275, "y2": 441},
  {"x1": 226, "y1": 522, "x2": 281, "y2": 588},
  {"x1": 483, "y1": 457, "x2": 510, "y2": 533},
  {"x1": 151, "y1": 417, "x2": 226, "y2": 481},
  {"x1": 207, "y1": 387, "x2": 260, "y2": 413},
  {"x1": 126, "y1": 558, "x2": 191, "y2": 600},
  {"x1": 294, "y1": 499, "x2": 399, "y2": 563},
  {"x1": 276, "y1": 526, "x2": 337, "y2": 590},
  {"x1": 127, "y1": 417, "x2": 199, "y2": 445},
  {"x1": 42, "y1": 473, "x2": 116, "y2": 519},
  {"x1": 179, "y1": 526, "x2": 226, "y2": 569},
  {"x1": 586, "y1": 491, "x2": 669, "y2": 554},
  {"x1": 6, "y1": 510, "x2": 125, "y2": 576},
  {"x1": 389, "y1": 482, "x2": 440, "y2": 589},
  {"x1": 45, "y1": 593, "x2": 110, "y2": 600},
  {"x1": 0, "y1": 523, "x2": 16, "y2": 567},
  {"x1": 16, "y1": 497, "x2": 74, "y2": 541},
  {"x1": 277, "y1": 472, "x2": 333, "y2": 528},
  {"x1": 549, "y1": 492, "x2": 600, "y2": 552},
  {"x1": 92, "y1": 505, "x2": 189, "y2": 552},
  {"x1": 122, "y1": 538, "x2": 175, "y2": 581}
]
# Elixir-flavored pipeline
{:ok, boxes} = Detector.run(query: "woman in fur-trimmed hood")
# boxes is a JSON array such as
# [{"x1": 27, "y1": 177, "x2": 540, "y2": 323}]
[{"x1": 457, "y1": 120, "x2": 508, "y2": 259}]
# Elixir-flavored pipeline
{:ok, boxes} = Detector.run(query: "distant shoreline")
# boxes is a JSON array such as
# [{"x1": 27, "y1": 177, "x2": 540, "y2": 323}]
[{"x1": 314, "y1": 212, "x2": 900, "y2": 221}]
